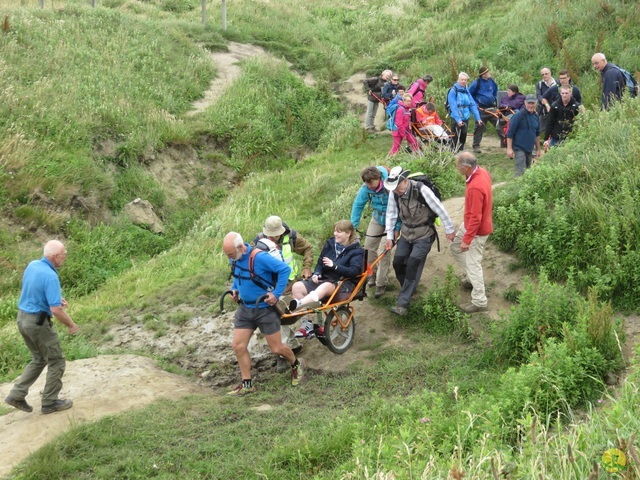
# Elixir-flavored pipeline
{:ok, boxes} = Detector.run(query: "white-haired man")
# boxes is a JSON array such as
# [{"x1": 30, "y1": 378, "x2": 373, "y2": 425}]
[
  {"x1": 5, "y1": 240, "x2": 78, "y2": 414},
  {"x1": 223, "y1": 232, "x2": 305, "y2": 395}
]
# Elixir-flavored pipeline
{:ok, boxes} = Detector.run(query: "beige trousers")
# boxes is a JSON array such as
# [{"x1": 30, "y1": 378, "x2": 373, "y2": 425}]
[{"x1": 450, "y1": 224, "x2": 489, "y2": 307}]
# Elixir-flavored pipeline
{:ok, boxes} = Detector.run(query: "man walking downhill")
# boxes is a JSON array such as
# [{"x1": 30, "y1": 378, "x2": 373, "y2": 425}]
[
  {"x1": 384, "y1": 167, "x2": 456, "y2": 316},
  {"x1": 252, "y1": 215, "x2": 313, "y2": 372},
  {"x1": 224, "y1": 232, "x2": 305, "y2": 396},
  {"x1": 506, "y1": 94, "x2": 541, "y2": 177},
  {"x1": 450, "y1": 153, "x2": 493, "y2": 314},
  {"x1": 5, "y1": 240, "x2": 78, "y2": 415}
]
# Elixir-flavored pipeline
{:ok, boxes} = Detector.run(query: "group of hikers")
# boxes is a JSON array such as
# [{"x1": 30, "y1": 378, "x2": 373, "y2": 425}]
[
  {"x1": 4, "y1": 55, "x2": 636, "y2": 412},
  {"x1": 221, "y1": 150, "x2": 492, "y2": 395},
  {"x1": 363, "y1": 52, "x2": 637, "y2": 176}
]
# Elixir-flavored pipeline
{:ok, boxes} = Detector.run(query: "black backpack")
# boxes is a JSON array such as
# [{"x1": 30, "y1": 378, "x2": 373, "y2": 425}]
[{"x1": 395, "y1": 172, "x2": 443, "y2": 250}]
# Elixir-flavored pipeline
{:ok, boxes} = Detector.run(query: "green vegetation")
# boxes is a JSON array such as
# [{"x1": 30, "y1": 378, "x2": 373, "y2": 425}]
[
  {"x1": 1, "y1": 0, "x2": 640, "y2": 478},
  {"x1": 493, "y1": 100, "x2": 640, "y2": 310},
  {"x1": 8, "y1": 275, "x2": 632, "y2": 478}
]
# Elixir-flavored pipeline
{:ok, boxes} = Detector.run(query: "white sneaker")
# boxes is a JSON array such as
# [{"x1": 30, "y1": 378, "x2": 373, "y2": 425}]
[{"x1": 294, "y1": 319, "x2": 315, "y2": 338}]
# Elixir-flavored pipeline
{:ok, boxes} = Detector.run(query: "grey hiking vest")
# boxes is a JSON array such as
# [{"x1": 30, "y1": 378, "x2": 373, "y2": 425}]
[{"x1": 398, "y1": 180, "x2": 436, "y2": 242}]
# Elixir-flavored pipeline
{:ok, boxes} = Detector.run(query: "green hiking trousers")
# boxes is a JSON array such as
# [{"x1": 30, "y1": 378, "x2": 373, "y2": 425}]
[{"x1": 9, "y1": 310, "x2": 66, "y2": 406}]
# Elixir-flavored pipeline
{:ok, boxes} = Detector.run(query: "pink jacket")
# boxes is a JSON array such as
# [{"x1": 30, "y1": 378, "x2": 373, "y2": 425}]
[
  {"x1": 393, "y1": 101, "x2": 412, "y2": 135},
  {"x1": 408, "y1": 79, "x2": 427, "y2": 105}
]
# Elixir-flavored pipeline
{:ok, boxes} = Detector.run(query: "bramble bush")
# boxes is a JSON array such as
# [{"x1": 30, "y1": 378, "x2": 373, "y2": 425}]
[
  {"x1": 493, "y1": 99, "x2": 640, "y2": 310},
  {"x1": 491, "y1": 271, "x2": 623, "y2": 371}
]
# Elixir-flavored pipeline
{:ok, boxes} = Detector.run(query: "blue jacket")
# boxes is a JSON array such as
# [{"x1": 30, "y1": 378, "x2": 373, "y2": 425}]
[
  {"x1": 468, "y1": 77, "x2": 498, "y2": 108},
  {"x1": 448, "y1": 83, "x2": 481, "y2": 123},
  {"x1": 506, "y1": 109, "x2": 540, "y2": 153},
  {"x1": 230, "y1": 244, "x2": 291, "y2": 308},
  {"x1": 351, "y1": 166, "x2": 392, "y2": 229},
  {"x1": 313, "y1": 239, "x2": 364, "y2": 283}
]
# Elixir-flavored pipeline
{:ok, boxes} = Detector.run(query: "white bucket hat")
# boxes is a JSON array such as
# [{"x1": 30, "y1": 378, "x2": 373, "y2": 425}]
[{"x1": 383, "y1": 166, "x2": 411, "y2": 192}]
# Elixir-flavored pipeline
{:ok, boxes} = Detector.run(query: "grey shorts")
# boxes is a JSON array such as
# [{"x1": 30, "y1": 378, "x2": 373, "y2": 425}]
[{"x1": 234, "y1": 303, "x2": 281, "y2": 335}]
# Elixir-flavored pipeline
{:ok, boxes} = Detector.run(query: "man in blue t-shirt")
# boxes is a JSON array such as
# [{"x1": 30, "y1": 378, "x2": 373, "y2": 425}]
[
  {"x1": 5, "y1": 240, "x2": 79, "y2": 415},
  {"x1": 506, "y1": 95, "x2": 541, "y2": 177}
]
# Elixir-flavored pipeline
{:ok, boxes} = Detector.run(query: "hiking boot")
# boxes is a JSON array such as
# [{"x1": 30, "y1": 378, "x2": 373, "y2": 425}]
[
  {"x1": 294, "y1": 319, "x2": 315, "y2": 338},
  {"x1": 5, "y1": 396, "x2": 33, "y2": 413},
  {"x1": 459, "y1": 302, "x2": 488, "y2": 314},
  {"x1": 374, "y1": 285, "x2": 387, "y2": 298},
  {"x1": 41, "y1": 399, "x2": 73, "y2": 414},
  {"x1": 276, "y1": 356, "x2": 290, "y2": 373},
  {"x1": 473, "y1": 146, "x2": 482, "y2": 153},
  {"x1": 291, "y1": 358, "x2": 306, "y2": 386},
  {"x1": 367, "y1": 275, "x2": 377, "y2": 288},
  {"x1": 390, "y1": 305, "x2": 407, "y2": 316},
  {"x1": 461, "y1": 279, "x2": 473, "y2": 290},
  {"x1": 227, "y1": 384, "x2": 256, "y2": 396}
]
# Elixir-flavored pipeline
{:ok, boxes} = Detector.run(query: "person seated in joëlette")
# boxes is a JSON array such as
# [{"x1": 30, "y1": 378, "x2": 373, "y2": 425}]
[{"x1": 288, "y1": 220, "x2": 364, "y2": 314}]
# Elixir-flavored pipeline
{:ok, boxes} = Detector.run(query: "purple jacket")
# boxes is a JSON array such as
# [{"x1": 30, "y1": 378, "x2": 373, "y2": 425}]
[{"x1": 500, "y1": 92, "x2": 525, "y2": 111}]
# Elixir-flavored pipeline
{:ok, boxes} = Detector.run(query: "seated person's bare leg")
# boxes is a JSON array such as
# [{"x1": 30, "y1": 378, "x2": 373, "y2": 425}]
[
  {"x1": 299, "y1": 282, "x2": 336, "y2": 307},
  {"x1": 290, "y1": 281, "x2": 307, "y2": 300}
]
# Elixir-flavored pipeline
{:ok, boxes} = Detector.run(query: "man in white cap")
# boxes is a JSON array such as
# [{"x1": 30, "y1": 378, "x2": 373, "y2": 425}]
[
  {"x1": 252, "y1": 216, "x2": 313, "y2": 371},
  {"x1": 469, "y1": 66, "x2": 499, "y2": 153},
  {"x1": 384, "y1": 167, "x2": 456, "y2": 316}
]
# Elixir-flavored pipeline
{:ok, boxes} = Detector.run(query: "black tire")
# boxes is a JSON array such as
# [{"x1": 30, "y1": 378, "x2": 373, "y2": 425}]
[{"x1": 323, "y1": 306, "x2": 355, "y2": 354}]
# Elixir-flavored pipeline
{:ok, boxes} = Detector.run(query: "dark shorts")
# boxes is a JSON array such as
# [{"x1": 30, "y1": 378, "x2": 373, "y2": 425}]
[
  {"x1": 300, "y1": 279, "x2": 356, "y2": 301},
  {"x1": 234, "y1": 304, "x2": 281, "y2": 335}
]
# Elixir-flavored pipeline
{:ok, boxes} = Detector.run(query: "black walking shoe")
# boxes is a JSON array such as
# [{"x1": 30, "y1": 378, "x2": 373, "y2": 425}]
[
  {"x1": 41, "y1": 399, "x2": 73, "y2": 414},
  {"x1": 5, "y1": 396, "x2": 33, "y2": 413}
]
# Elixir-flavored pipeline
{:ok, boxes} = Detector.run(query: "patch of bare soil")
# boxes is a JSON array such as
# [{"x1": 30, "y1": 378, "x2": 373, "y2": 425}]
[{"x1": 0, "y1": 355, "x2": 205, "y2": 477}]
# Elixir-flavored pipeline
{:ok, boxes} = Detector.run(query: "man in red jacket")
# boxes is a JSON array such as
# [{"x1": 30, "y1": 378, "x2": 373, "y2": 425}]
[{"x1": 450, "y1": 152, "x2": 493, "y2": 313}]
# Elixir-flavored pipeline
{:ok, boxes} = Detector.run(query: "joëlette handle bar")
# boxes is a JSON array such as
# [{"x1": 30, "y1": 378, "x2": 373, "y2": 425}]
[
  {"x1": 219, "y1": 290, "x2": 234, "y2": 314},
  {"x1": 220, "y1": 290, "x2": 270, "y2": 314}
]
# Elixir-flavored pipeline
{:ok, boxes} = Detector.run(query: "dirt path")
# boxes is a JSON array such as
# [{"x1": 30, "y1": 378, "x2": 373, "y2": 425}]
[
  {"x1": 187, "y1": 42, "x2": 315, "y2": 117},
  {"x1": 0, "y1": 355, "x2": 205, "y2": 477}
]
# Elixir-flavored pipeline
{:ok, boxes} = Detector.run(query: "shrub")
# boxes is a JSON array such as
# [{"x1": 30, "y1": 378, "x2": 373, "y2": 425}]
[
  {"x1": 493, "y1": 99, "x2": 640, "y2": 310},
  {"x1": 60, "y1": 219, "x2": 170, "y2": 296},
  {"x1": 414, "y1": 267, "x2": 471, "y2": 337},
  {"x1": 317, "y1": 114, "x2": 362, "y2": 153},
  {"x1": 492, "y1": 270, "x2": 581, "y2": 365}
]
